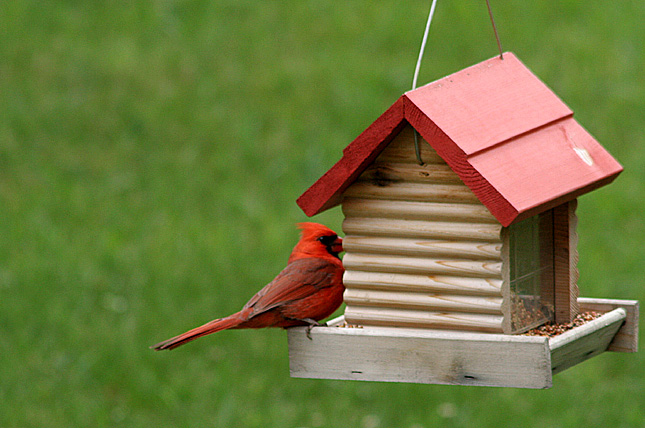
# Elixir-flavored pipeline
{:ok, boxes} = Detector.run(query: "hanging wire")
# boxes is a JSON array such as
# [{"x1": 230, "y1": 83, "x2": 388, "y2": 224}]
[
  {"x1": 411, "y1": 0, "x2": 503, "y2": 164},
  {"x1": 412, "y1": 0, "x2": 438, "y2": 91},
  {"x1": 411, "y1": 0, "x2": 438, "y2": 165},
  {"x1": 485, "y1": 0, "x2": 503, "y2": 59}
]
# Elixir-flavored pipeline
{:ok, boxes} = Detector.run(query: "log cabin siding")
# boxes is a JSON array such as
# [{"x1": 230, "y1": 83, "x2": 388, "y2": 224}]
[{"x1": 341, "y1": 125, "x2": 505, "y2": 333}]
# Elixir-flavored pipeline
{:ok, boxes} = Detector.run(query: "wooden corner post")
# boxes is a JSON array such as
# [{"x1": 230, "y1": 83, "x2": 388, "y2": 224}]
[{"x1": 553, "y1": 199, "x2": 580, "y2": 323}]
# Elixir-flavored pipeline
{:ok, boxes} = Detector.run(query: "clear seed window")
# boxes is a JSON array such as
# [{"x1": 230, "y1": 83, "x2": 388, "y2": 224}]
[{"x1": 508, "y1": 213, "x2": 555, "y2": 333}]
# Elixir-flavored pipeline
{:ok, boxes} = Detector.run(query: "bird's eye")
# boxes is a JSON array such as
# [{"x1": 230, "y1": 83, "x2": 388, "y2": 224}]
[{"x1": 317, "y1": 235, "x2": 337, "y2": 245}]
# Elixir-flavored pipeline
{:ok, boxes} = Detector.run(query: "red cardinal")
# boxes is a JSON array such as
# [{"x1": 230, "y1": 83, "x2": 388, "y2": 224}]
[{"x1": 152, "y1": 223, "x2": 344, "y2": 350}]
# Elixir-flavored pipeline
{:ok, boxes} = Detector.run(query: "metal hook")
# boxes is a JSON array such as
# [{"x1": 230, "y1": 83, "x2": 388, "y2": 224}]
[{"x1": 413, "y1": 129, "x2": 425, "y2": 166}]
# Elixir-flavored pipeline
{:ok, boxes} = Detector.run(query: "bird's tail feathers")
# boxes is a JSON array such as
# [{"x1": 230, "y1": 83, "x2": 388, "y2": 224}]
[{"x1": 151, "y1": 310, "x2": 249, "y2": 351}]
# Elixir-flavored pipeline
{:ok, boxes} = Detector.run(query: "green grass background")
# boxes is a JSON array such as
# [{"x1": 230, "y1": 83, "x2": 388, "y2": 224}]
[{"x1": 1, "y1": 1, "x2": 644, "y2": 427}]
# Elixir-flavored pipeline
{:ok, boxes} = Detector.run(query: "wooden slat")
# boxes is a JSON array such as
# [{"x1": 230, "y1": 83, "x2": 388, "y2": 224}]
[
  {"x1": 287, "y1": 321, "x2": 552, "y2": 388},
  {"x1": 343, "y1": 271, "x2": 503, "y2": 296},
  {"x1": 343, "y1": 217, "x2": 502, "y2": 242},
  {"x1": 500, "y1": 227, "x2": 512, "y2": 334},
  {"x1": 343, "y1": 253, "x2": 502, "y2": 278},
  {"x1": 553, "y1": 200, "x2": 580, "y2": 323},
  {"x1": 343, "y1": 181, "x2": 480, "y2": 204},
  {"x1": 376, "y1": 145, "x2": 445, "y2": 165},
  {"x1": 344, "y1": 306, "x2": 504, "y2": 333},
  {"x1": 359, "y1": 162, "x2": 462, "y2": 184},
  {"x1": 578, "y1": 297, "x2": 639, "y2": 353},
  {"x1": 343, "y1": 236, "x2": 501, "y2": 260},
  {"x1": 342, "y1": 198, "x2": 497, "y2": 223},
  {"x1": 375, "y1": 125, "x2": 446, "y2": 164},
  {"x1": 344, "y1": 289, "x2": 503, "y2": 314},
  {"x1": 550, "y1": 308, "x2": 626, "y2": 374}
]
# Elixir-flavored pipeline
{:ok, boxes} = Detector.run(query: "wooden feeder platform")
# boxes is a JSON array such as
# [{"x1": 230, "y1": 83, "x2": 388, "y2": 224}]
[{"x1": 287, "y1": 298, "x2": 638, "y2": 389}]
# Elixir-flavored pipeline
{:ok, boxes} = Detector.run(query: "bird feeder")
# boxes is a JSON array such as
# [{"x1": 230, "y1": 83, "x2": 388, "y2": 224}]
[{"x1": 287, "y1": 53, "x2": 639, "y2": 388}]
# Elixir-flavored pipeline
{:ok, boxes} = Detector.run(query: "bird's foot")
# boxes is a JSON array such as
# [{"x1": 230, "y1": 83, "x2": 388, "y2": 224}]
[{"x1": 301, "y1": 318, "x2": 322, "y2": 340}]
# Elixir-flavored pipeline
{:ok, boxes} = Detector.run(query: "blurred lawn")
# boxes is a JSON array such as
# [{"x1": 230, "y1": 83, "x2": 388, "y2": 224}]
[{"x1": 1, "y1": 1, "x2": 644, "y2": 427}]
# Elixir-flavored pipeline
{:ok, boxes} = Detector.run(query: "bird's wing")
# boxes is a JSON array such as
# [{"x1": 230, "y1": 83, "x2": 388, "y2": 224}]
[{"x1": 242, "y1": 257, "x2": 338, "y2": 316}]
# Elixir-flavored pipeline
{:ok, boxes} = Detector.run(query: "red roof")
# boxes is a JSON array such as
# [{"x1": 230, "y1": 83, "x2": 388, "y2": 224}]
[{"x1": 297, "y1": 53, "x2": 623, "y2": 227}]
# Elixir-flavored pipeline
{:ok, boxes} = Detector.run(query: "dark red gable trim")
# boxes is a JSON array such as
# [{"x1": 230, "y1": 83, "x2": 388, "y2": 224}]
[
  {"x1": 297, "y1": 98, "x2": 405, "y2": 217},
  {"x1": 401, "y1": 94, "x2": 521, "y2": 226}
]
